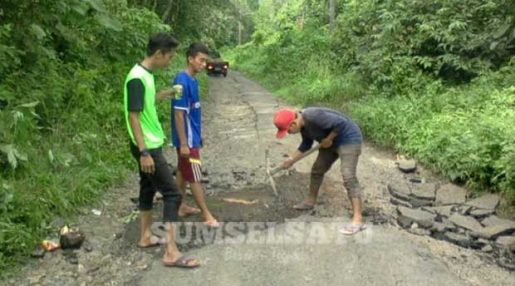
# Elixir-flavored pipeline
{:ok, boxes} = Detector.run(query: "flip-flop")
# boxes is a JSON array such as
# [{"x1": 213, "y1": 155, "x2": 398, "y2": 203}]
[
  {"x1": 163, "y1": 256, "x2": 200, "y2": 269},
  {"x1": 339, "y1": 223, "x2": 367, "y2": 235},
  {"x1": 137, "y1": 235, "x2": 166, "y2": 248},
  {"x1": 293, "y1": 202, "x2": 315, "y2": 211}
]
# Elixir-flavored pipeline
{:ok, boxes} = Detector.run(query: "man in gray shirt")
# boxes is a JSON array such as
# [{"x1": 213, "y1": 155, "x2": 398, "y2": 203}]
[{"x1": 274, "y1": 107, "x2": 366, "y2": 235}]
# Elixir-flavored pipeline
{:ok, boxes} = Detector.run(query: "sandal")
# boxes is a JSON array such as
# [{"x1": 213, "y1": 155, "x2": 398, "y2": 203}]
[
  {"x1": 163, "y1": 256, "x2": 200, "y2": 268},
  {"x1": 293, "y1": 202, "x2": 315, "y2": 211},
  {"x1": 339, "y1": 223, "x2": 367, "y2": 235}
]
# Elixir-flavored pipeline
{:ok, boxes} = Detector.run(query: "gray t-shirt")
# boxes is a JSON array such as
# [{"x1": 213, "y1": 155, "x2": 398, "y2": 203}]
[{"x1": 298, "y1": 107, "x2": 362, "y2": 152}]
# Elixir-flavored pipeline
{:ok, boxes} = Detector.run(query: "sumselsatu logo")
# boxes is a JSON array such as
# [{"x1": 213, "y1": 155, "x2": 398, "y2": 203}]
[{"x1": 192, "y1": 102, "x2": 201, "y2": 109}]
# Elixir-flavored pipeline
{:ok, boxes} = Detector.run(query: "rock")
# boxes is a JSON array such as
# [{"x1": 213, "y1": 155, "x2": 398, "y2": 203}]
[
  {"x1": 397, "y1": 216, "x2": 413, "y2": 228},
  {"x1": 465, "y1": 193, "x2": 500, "y2": 211},
  {"x1": 31, "y1": 245, "x2": 46, "y2": 258},
  {"x1": 482, "y1": 244, "x2": 494, "y2": 252},
  {"x1": 435, "y1": 184, "x2": 467, "y2": 205},
  {"x1": 408, "y1": 228, "x2": 431, "y2": 236},
  {"x1": 409, "y1": 197, "x2": 433, "y2": 208},
  {"x1": 456, "y1": 205, "x2": 473, "y2": 215},
  {"x1": 410, "y1": 183, "x2": 437, "y2": 201},
  {"x1": 390, "y1": 197, "x2": 412, "y2": 208},
  {"x1": 431, "y1": 221, "x2": 455, "y2": 233},
  {"x1": 468, "y1": 208, "x2": 495, "y2": 218},
  {"x1": 60, "y1": 229, "x2": 85, "y2": 250},
  {"x1": 448, "y1": 214, "x2": 483, "y2": 233},
  {"x1": 444, "y1": 232, "x2": 472, "y2": 248},
  {"x1": 481, "y1": 215, "x2": 515, "y2": 228},
  {"x1": 471, "y1": 224, "x2": 515, "y2": 240},
  {"x1": 423, "y1": 205, "x2": 455, "y2": 218},
  {"x1": 470, "y1": 238, "x2": 490, "y2": 249},
  {"x1": 398, "y1": 159, "x2": 417, "y2": 173},
  {"x1": 388, "y1": 183, "x2": 411, "y2": 201},
  {"x1": 408, "y1": 176, "x2": 425, "y2": 183},
  {"x1": 397, "y1": 206, "x2": 436, "y2": 229},
  {"x1": 495, "y1": 236, "x2": 515, "y2": 251}
]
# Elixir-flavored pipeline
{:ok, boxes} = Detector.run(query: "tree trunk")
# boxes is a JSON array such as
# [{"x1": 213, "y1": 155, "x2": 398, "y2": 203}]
[
  {"x1": 329, "y1": 0, "x2": 336, "y2": 32},
  {"x1": 161, "y1": 0, "x2": 174, "y2": 23}
]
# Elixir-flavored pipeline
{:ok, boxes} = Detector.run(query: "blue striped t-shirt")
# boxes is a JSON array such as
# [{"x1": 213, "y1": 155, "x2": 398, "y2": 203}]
[{"x1": 171, "y1": 71, "x2": 202, "y2": 148}]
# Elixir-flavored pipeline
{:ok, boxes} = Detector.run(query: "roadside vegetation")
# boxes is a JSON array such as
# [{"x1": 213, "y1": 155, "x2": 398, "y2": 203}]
[
  {"x1": 0, "y1": 0, "x2": 223, "y2": 274},
  {"x1": 225, "y1": 0, "x2": 515, "y2": 206},
  {"x1": 1, "y1": 0, "x2": 513, "y2": 277}
]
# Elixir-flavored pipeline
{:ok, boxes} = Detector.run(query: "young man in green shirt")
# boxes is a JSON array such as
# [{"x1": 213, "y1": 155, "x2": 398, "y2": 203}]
[{"x1": 124, "y1": 33, "x2": 199, "y2": 268}]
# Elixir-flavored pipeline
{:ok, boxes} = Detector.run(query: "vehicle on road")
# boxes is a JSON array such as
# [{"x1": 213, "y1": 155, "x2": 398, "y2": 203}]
[{"x1": 206, "y1": 50, "x2": 229, "y2": 77}]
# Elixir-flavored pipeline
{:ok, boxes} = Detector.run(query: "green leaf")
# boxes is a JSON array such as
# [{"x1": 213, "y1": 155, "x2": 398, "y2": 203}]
[
  {"x1": 19, "y1": 101, "x2": 39, "y2": 108},
  {"x1": 493, "y1": 22, "x2": 512, "y2": 39},
  {"x1": 85, "y1": 0, "x2": 106, "y2": 12},
  {"x1": 95, "y1": 14, "x2": 123, "y2": 32},
  {"x1": 30, "y1": 24, "x2": 46, "y2": 40},
  {"x1": 71, "y1": 2, "x2": 89, "y2": 16},
  {"x1": 0, "y1": 144, "x2": 26, "y2": 169}
]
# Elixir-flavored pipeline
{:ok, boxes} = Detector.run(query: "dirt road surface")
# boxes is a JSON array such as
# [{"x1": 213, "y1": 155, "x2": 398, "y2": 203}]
[{"x1": 6, "y1": 72, "x2": 514, "y2": 285}]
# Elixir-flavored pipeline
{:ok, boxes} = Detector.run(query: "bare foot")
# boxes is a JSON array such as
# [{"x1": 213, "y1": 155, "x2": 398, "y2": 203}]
[
  {"x1": 178, "y1": 204, "x2": 201, "y2": 217},
  {"x1": 202, "y1": 213, "x2": 220, "y2": 228},
  {"x1": 138, "y1": 235, "x2": 165, "y2": 248}
]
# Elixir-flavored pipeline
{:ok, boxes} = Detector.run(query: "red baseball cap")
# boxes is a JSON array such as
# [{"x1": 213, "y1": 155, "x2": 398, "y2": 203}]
[{"x1": 274, "y1": 108, "x2": 296, "y2": 139}]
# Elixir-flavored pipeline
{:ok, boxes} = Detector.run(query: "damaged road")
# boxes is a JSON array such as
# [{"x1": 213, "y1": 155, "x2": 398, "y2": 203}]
[{"x1": 6, "y1": 72, "x2": 514, "y2": 285}]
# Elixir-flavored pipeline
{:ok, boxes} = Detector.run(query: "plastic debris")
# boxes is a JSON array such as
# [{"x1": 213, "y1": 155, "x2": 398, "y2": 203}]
[{"x1": 41, "y1": 240, "x2": 60, "y2": 251}]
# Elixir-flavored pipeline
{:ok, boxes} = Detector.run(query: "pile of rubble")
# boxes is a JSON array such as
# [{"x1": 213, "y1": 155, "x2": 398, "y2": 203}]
[{"x1": 390, "y1": 160, "x2": 515, "y2": 269}]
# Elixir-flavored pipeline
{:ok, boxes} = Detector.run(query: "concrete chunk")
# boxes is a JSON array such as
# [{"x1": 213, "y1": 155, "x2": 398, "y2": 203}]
[
  {"x1": 423, "y1": 205, "x2": 455, "y2": 218},
  {"x1": 431, "y1": 221, "x2": 455, "y2": 233},
  {"x1": 448, "y1": 214, "x2": 483, "y2": 233},
  {"x1": 469, "y1": 208, "x2": 495, "y2": 218},
  {"x1": 409, "y1": 197, "x2": 433, "y2": 208},
  {"x1": 435, "y1": 184, "x2": 467, "y2": 205},
  {"x1": 495, "y1": 236, "x2": 515, "y2": 251},
  {"x1": 471, "y1": 224, "x2": 515, "y2": 240},
  {"x1": 444, "y1": 232, "x2": 472, "y2": 248},
  {"x1": 465, "y1": 193, "x2": 500, "y2": 211},
  {"x1": 388, "y1": 183, "x2": 411, "y2": 201},
  {"x1": 398, "y1": 160, "x2": 417, "y2": 173},
  {"x1": 397, "y1": 206, "x2": 436, "y2": 229},
  {"x1": 481, "y1": 215, "x2": 515, "y2": 228},
  {"x1": 411, "y1": 183, "x2": 437, "y2": 201},
  {"x1": 390, "y1": 197, "x2": 412, "y2": 208}
]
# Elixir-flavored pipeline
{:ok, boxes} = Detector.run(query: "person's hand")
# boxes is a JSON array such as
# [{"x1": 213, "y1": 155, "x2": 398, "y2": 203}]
[
  {"x1": 157, "y1": 88, "x2": 176, "y2": 100},
  {"x1": 180, "y1": 145, "x2": 190, "y2": 158},
  {"x1": 140, "y1": 155, "x2": 155, "y2": 174},
  {"x1": 281, "y1": 157, "x2": 294, "y2": 169},
  {"x1": 320, "y1": 137, "x2": 333, "y2": 148}
]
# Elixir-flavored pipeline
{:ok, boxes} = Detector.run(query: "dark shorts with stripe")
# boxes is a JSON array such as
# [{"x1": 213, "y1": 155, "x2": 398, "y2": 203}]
[{"x1": 176, "y1": 148, "x2": 202, "y2": 183}]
